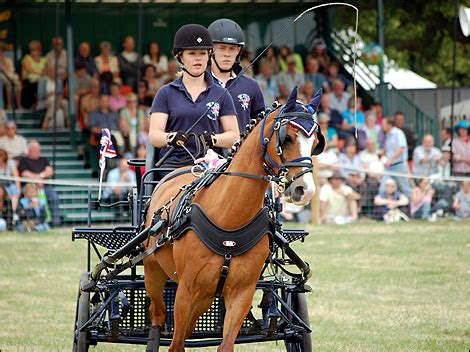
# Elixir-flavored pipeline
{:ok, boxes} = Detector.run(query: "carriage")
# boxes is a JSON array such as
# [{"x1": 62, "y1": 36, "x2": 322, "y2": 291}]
[{"x1": 72, "y1": 88, "x2": 323, "y2": 352}]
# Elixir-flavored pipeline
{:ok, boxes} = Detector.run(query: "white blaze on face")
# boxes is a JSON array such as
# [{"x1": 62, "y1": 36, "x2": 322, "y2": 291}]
[{"x1": 297, "y1": 132, "x2": 316, "y2": 197}]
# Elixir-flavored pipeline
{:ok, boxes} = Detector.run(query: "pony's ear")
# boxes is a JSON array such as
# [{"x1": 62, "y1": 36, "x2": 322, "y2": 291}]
[
  {"x1": 284, "y1": 86, "x2": 298, "y2": 112},
  {"x1": 306, "y1": 88, "x2": 323, "y2": 114}
]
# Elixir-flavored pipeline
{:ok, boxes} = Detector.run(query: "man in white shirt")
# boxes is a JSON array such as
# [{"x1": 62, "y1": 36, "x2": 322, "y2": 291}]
[
  {"x1": 412, "y1": 134, "x2": 442, "y2": 176},
  {"x1": 328, "y1": 79, "x2": 350, "y2": 113},
  {"x1": 0, "y1": 120, "x2": 28, "y2": 159}
]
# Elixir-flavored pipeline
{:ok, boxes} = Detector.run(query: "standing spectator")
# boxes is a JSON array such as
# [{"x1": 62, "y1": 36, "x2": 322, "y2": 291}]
[
  {"x1": 75, "y1": 41, "x2": 98, "y2": 77},
  {"x1": 255, "y1": 59, "x2": 280, "y2": 106},
  {"x1": 0, "y1": 184, "x2": 13, "y2": 231},
  {"x1": 142, "y1": 64, "x2": 160, "y2": 97},
  {"x1": 0, "y1": 148, "x2": 20, "y2": 213},
  {"x1": 18, "y1": 141, "x2": 61, "y2": 227},
  {"x1": 319, "y1": 171, "x2": 360, "y2": 224},
  {"x1": 143, "y1": 41, "x2": 168, "y2": 78},
  {"x1": 412, "y1": 134, "x2": 442, "y2": 176},
  {"x1": 120, "y1": 93, "x2": 145, "y2": 152},
  {"x1": 328, "y1": 79, "x2": 350, "y2": 113},
  {"x1": 0, "y1": 42, "x2": 22, "y2": 109},
  {"x1": 319, "y1": 93, "x2": 342, "y2": 134},
  {"x1": 338, "y1": 140, "x2": 367, "y2": 210},
  {"x1": 278, "y1": 54, "x2": 304, "y2": 99},
  {"x1": 118, "y1": 35, "x2": 144, "y2": 90},
  {"x1": 305, "y1": 57, "x2": 327, "y2": 92},
  {"x1": 309, "y1": 38, "x2": 330, "y2": 74},
  {"x1": 359, "y1": 110, "x2": 381, "y2": 149},
  {"x1": 371, "y1": 101, "x2": 384, "y2": 126},
  {"x1": 394, "y1": 111, "x2": 416, "y2": 161},
  {"x1": 278, "y1": 45, "x2": 304, "y2": 73},
  {"x1": 374, "y1": 178, "x2": 409, "y2": 223},
  {"x1": 0, "y1": 120, "x2": 28, "y2": 159},
  {"x1": 410, "y1": 178, "x2": 434, "y2": 219},
  {"x1": 453, "y1": 180, "x2": 470, "y2": 219},
  {"x1": 95, "y1": 41, "x2": 120, "y2": 83},
  {"x1": 45, "y1": 36, "x2": 67, "y2": 81},
  {"x1": 380, "y1": 116, "x2": 412, "y2": 197},
  {"x1": 21, "y1": 40, "x2": 46, "y2": 108},
  {"x1": 17, "y1": 183, "x2": 49, "y2": 232},
  {"x1": 440, "y1": 127, "x2": 452, "y2": 150},
  {"x1": 104, "y1": 158, "x2": 136, "y2": 217},
  {"x1": 37, "y1": 64, "x2": 69, "y2": 129},
  {"x1": 452, "y1": 120, "x2": 470, "y2": 176},
  {"x1": 108, "y1": 82, "x2": 126, "y2": 112}
]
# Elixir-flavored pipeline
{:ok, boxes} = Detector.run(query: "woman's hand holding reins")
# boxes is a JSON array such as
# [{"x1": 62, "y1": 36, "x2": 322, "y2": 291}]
[
  {"x1": 166, "y1": 131, "x2": 189, "y2": 148},
  {"x1": 199, "y1": 131, "x2": 217, "y2": 149}
]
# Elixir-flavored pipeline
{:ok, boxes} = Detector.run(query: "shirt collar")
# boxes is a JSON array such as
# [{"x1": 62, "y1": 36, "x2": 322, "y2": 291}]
[
  {"x1": 170, "y1": 71, "x2": 215, "y2": 90},
  {"x1": 211, "y1": 69, "x2": 236, "y2": 88}
]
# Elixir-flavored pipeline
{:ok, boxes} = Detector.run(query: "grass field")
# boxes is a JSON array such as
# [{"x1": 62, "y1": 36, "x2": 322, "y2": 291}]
[{"x1": 0, "y1": 221, "x2": 469, "y2": 352}]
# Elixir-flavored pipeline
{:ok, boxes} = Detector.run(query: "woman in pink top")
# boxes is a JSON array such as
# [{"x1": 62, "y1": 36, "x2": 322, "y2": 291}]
[
  {"x1": 410, "y1": 178, "x2": 434, "y2": 219},
  {"x1": 452, "y1": 120, "x2": 470, "y2": 176},
  {"x1": 108, "y1": 82, "x2": 126, "y2": 112}
]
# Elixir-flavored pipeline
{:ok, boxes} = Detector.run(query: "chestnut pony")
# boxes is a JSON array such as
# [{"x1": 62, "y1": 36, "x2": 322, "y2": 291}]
[{"x1": 143, "y1": 87, "x2": 324, "y2": 352}]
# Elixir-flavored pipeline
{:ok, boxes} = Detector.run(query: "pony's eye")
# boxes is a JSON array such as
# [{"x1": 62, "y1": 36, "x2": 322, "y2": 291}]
[{"x1": 284, "y1": 135, "x2": 293, "y2": 145}]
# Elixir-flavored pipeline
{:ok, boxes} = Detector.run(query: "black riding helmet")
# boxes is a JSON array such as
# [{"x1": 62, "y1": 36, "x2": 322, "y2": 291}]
[
  {"x1": 173, "y1": 24, "x2": 213, "y2": 55},
  {"x1": 207, "y1": 18, "x2": 245, "y2": 47}
]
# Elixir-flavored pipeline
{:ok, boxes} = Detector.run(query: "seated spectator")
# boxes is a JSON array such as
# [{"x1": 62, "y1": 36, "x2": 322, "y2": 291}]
[
  {"x1": 109, "y1": 82, "x2": 126, "y2": 112},
  {"x1": 240, "y1": 49, "x2": 255, "y2": 77},
  {"x1": 318, "y1": 112, "x2": 338, "y2": 151},
  {"x1": 72, "y1": 62, "x2": 92, "y2": 98},
  {"x1": 309, "y1": 38, "x2": 330, "y2": 74},
  {"x1": 412, "y1": 134, "x2": 442, "y2": 176},
  {"x1": 319, "y1": 93, "x2": 342, "y2": 133},
  {"x1": 18, "y1": 140, "x2": 61, "y2": 227},
  {"x1": 118, "y1": 35, "x2": 144, "y2": 90},
  {"x1": 305, "y1": 57, "x2": 327, "y2": 92},
  {"x1": 17, "y1": 183, "x2": 49, "y2": 232},
  {"x1": 394, "y1": 111, "x2": 416, "y2": 161},
  {"x1": 75, "y1": 41, "x2": 98, "y2": 77},
  {"x1": 95, "y1": 41, "x2": 120, "y2": 83},
  {"x1": 326, "y1": 61, "x2": 350, "y2": 90},
  {"x1": 359, "y1": 137, "x2": 380, "y2": 169},
  {"x1": 371, "y1": 101, "x2": 384, "y2": 126},
  {"x1": 440, "y1": 127, "x2": 452, "y2": 150},
  {"x1": 0, "y1": 184, "x2": 13, "y2": 231},
  {"x1": 45, "y1": 36, "x2": 67, "y2": 81},
  {"x1": 340, "y1": 96, "x2": 365, "y2": 140},
  {"x1": 137, "y1": 80, "x2": 153, "y2": 109},
  {"x1": 319, "y1": 171, "x2": 360, "y2": 224},
  {"x1": 328, "y1": 79, "x2": 351, "y2": 116},
  {"x1": 278, "y1": 45, "x2": 303, "y2": 73},
  {"x1": 0, "y1": 148, "x2": 20, "y2": 212},
  {"x1": 379, "y1": 116, "x2": 412, "y2": 197},
  {"x1": 138, "y1": 117, "x2": 150, "y2": 146},
  {"x1": 453, "y1": 180, "x2": 470, "y2": 219},
  {"x1": 255, "y1": 59, "x2": 280, "y2": 106},
  {"x1": 300, "y1": 80, "x2": 315, "y2": 102},
  {"x1": 0, "y1": 42, "x2": 22, "y2": 109},
  {"x1": 142, "y1": 64, "x2": 160, "y2": 97},
  {"x1": 120, "y1": 93, "x2": 145, "y2": 152},
  {"x1": 452, "y1": 120, "x2": 470, "y2": 177},
  {"x1": 143, "y1": 41, "x2": 168, "y2": 78},
  {"x1": 159, "y1": 59, "x2": 178, "y2": 86},
  {"x1": 278, "y1": 54, "x2": 304, "y2": 99},
  {"x1": 79, "y1": 78, "x2": 100, "y2": 128},
  {"x1": 0, "y1": 120, "x2": 28, "y2": 159},
  {"x1": 37, "y1": 63, "x2": 69, "y2": 129},
  {"x1": 374, "y1": 178, "x2": 409, "y2": 223},
  {"x1": 359, "y1": 110, "x2": 380, "y2": 149},
  {"x1": 410, "y1": 178, "x2": 434, "y2": 219},
  {"x1": 21, "y1": 40, "x2": 46, "y2": 108},
  {"x1": 338, "y1": 140, "x2": 367, "y2": 211},
  {"x1": 262, "y1": 46, "x2": 279, "y2": 75},
  {"x1": 103, "y1": 158, "x2": 136, "y2": 217}
]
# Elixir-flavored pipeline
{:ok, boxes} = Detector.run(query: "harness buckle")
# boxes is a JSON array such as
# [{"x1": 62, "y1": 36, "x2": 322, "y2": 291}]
[{"x1": 273, "y1": 121, "x2": 281, "y2": 130}]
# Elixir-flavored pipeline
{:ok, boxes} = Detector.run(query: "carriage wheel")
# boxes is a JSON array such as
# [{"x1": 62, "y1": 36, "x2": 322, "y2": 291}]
[
  {"x1": 73, "y1": 273, "x2": 90, "y2": 352},
  {"x1": 284, "y1": 292, "x2": 312, "y2": 352}
]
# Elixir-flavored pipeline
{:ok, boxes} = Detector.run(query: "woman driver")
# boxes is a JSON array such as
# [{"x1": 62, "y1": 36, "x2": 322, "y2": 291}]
[{"x1": 148, "y1": 24, "x2": 239, "y2": 168}]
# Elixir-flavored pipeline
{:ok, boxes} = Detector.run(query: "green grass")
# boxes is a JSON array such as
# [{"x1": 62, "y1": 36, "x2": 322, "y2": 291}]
[{"x1": 0, "y1": 221, "x2": 469, "y2": 351}]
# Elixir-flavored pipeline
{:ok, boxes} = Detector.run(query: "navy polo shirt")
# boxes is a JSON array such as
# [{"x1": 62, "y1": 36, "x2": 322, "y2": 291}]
[
  {"x1": 211, "y1": 65, "x2": 265, "y2": 133},
  {"x1": 150, "y1": 72, "x2": 236, "y2": 164}
]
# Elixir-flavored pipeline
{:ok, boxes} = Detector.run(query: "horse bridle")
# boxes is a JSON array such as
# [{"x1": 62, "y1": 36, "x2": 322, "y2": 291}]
[{"x1": 259, "y1": 104, "x2": 324, "y2": 193}]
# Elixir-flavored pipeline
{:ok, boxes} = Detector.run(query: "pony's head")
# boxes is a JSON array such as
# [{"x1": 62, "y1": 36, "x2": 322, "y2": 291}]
[{"x1": 259, "y1": 86, "x2": 325, "y2": 205}]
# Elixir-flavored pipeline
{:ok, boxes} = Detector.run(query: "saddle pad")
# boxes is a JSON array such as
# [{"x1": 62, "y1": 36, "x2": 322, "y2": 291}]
[{"x1": 173, "y1": 204, "x2": 274, "y2": 256}]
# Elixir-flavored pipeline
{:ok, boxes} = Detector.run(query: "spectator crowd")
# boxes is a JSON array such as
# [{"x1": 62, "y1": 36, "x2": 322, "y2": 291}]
[{"x1": 0, "y1": 35, "x2": 469, "y2": 230}]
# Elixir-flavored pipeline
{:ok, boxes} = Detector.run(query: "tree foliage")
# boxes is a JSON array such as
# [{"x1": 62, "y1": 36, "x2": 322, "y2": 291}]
[{"x1": 332, "y1": 0, "x2": 470, "y2": 87}]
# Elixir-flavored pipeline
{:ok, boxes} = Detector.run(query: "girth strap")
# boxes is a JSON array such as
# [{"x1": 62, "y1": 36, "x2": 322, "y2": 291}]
[{"x1": 214, "y1": 254, "x2": 232, "y2": 297}]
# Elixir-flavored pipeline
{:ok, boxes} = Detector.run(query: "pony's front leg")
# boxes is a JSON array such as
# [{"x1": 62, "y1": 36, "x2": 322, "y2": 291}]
[{"x1": 168, "y1": 281, "x2": 193, "y2": 352}]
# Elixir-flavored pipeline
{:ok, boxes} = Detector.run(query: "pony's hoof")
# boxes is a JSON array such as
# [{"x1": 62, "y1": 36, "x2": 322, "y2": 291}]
[{"x1": 146, "y1": 325, "x2": 161, "y2": 352}]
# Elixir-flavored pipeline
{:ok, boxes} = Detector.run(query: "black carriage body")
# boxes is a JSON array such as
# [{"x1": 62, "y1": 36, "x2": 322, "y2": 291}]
[{"x1": 72, "y1": 161, "x2": 312, "y2": 350}]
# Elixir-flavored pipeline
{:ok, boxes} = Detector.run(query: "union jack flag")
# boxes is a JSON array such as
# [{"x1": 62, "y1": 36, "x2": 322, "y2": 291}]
[{"x1": 99, "y1": 128, "x2": 117, "y2": 169}]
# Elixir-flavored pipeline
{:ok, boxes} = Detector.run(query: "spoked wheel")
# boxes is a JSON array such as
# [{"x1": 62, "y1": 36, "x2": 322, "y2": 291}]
[
  {"x1": 73, "y1": 272, "x2": 90, "y2": 352},
  {"x1": 284, "y1": 292, "x2": 312, "y2": 352}
]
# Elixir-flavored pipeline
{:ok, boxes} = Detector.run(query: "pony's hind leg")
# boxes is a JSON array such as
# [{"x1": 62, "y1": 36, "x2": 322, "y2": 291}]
[{"x1": 143, "y1": 255, "x2": 168, "y2": 332}]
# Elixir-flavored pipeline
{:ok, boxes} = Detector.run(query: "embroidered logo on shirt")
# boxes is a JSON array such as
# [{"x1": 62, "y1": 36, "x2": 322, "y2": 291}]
[
  {"x1": 206, "y1": 102, "x2": 220, "y2": 120},
  {"x1": 237, "y1": 93, "x2": 251, "y2": 110}
]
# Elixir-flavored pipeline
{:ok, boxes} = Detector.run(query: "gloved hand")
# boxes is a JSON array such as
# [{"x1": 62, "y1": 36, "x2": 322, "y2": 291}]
[
  {"x1": 166, "y1": 131, "x2": 189, "y2": 147},
  {"x1": 200, "y1": 131, "x2": 217, "y2": 149}
]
